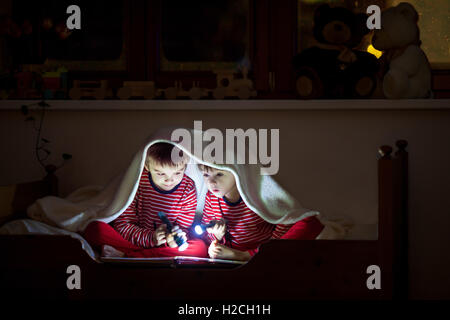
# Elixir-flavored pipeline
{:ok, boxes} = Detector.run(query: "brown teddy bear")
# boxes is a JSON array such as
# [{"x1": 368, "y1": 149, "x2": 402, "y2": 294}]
[{"x1": 293, "y1": 4, "x2": 379, "y2": 99}]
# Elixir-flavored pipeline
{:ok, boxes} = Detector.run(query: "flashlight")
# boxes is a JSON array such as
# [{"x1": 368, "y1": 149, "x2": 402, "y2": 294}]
[
  {"x1": 157, "y1": 211, "x2": 189, "y2": 251},
  {"x1": 194, "y1": 221, "x2": 217, "y2": 235}
]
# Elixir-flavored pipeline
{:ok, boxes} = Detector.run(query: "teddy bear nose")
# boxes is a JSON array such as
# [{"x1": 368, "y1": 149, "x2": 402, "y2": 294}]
[{"x1": 334, "y1": 24, "x2": 343, "y2": 31}]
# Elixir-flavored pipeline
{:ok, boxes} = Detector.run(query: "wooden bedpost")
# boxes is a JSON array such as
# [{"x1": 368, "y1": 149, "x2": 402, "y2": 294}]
[
  {"x1": 378, "y1": 145, "x2": 394, "y2": 298},
  {"x1": 395, "y1": 140, "x2": 409, "y2": 299},
  {"x1": 378, "y1": 141, "x2": 409, "y2": 300}
]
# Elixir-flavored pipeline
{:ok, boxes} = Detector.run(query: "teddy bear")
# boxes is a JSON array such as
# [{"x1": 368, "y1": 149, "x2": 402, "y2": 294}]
[
  {"x1": 372, "y1": 2, "x2": 432, "y2": 99},
  {"x1": 293, "y1": 4, "x2": 379, "y2": 99}
]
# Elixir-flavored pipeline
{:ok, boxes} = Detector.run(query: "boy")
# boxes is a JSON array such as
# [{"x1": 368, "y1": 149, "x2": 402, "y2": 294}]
[
  {"x1": 84, "y1": 143, "x2": 207, "y2": 258},
  {"x1": 199, "y1": 164, "x2": 324, "y2": 261}
]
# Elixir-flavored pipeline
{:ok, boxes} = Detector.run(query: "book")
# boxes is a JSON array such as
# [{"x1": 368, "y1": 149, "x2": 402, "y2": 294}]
[{"x1": 100, "y1": 255, "x2": 246, "y2": 267}]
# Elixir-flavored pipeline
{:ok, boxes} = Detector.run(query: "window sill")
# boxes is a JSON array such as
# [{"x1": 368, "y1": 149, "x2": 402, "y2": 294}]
[{"x1": 0, "y1": 99, "x2": 449, "y2": 111}]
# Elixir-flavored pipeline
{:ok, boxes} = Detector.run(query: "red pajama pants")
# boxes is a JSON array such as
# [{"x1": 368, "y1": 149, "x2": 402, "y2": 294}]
[
  {"x1": 83, "y1": 221, "x2": 208, "y2": 258},
  {"x1": 281, "y1": 216, "x2": 324, "y2": 240}
]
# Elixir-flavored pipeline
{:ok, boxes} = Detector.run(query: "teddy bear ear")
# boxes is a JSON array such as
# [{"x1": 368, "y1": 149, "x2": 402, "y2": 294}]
[
  {"x1": 396, "y1": 2, "x2": 419, "y2": 22},
  {"x1": 314, "y1": 4, "x2": 330, "y2": 22},
  {"x1": 355, "y1": 13, "x2": 370, "y2": 35}
]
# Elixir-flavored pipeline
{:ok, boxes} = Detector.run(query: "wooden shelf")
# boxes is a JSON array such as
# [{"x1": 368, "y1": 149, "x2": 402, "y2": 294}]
[{"x1": 0, "y1": 99, "x2": 449, "y2": 111}]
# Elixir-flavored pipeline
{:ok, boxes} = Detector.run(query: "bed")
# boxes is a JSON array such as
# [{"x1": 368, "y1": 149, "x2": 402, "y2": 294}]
[{"x1": 0, "y1": 140, "x2": 408, "y2": 301}]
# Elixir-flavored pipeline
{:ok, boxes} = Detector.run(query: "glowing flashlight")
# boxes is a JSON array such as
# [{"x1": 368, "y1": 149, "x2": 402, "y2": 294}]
[
  {"x1": 157, "y1": 211, "x2": 189, "y2": 251},
  {"x1": 194, "y1": 221, "x2": 217, "y2": 235}
]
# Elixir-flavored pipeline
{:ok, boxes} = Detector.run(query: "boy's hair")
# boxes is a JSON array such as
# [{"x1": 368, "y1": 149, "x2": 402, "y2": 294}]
[
  {"x1": 197, "y1": 163, "x2": 212, "y2": 172},
  {"x1": 197, "y1": 163, "x2": 220, "y2": 173},
  {"x1": 146, "y1": 142, "x2": 187, "y2": 168}
]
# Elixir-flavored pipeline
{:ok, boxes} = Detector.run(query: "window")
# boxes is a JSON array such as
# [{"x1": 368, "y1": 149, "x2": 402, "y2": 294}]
[
  {"x1": 9, "y1": 0, "x2": 127, "y2": 71},
  {"x1": 388, "y1": 0, "x2": 450, "y2": 69},
  {"x1": 160, "y1": 0, "x2": 250, "y2": 72}
]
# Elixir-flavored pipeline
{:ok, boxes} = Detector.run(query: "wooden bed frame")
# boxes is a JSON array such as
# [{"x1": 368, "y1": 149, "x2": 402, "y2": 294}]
[{"x1": 0, "y1": 141, "x2": 408, "y2": 301}]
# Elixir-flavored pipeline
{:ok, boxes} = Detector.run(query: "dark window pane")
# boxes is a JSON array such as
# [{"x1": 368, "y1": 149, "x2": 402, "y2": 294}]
[
  {"x1": 161, "y1": 0, "x2": 249, "y2": 71},
  {"x1": 11, "y1": 0, "x2": 123, "y2": 62}
]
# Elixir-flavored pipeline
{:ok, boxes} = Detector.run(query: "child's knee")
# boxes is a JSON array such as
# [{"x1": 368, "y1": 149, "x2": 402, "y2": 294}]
[
  {"x1": 85, "y1": 221, "x2": 105, "y2": 234},
  {"x1": 83, "y1": 221, "x2": 111, "y2": 242},
  {"x1": 282, "y1": 216, "x2": 324, "y2": 240}
]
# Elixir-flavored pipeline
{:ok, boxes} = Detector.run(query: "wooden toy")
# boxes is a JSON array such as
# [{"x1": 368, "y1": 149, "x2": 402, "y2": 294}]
[
  {"x1": 160, "y1": 81, "x2": 209, "y2": 100},
  {"x1": 188, "y1": 81, "x2": 208, "y2": 100},
  {"x1": 69, "y1": 80, "x2": 113, "y2": 100},
  {"x1": 118, "y1": 68, "x2": 257, "y2": 100},
  {"x1": 212, "y1": 67, "x2": 257, "y2": 99},
  {"x1": 163, "y1": 81, "x2": 182, "y2": 100},
  {"x1": 117, "y1": 81, "x2": 157, "y2": 100}
]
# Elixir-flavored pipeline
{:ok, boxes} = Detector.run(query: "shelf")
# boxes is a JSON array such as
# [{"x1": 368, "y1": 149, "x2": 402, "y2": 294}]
[{"x1": 0, "y1": 99, "x2": 449, "y2": 111}]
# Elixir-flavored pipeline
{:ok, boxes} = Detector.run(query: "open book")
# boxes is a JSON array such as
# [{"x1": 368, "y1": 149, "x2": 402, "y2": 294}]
[{"x1": 100, "y1": 256, "x2": 246, "y2": 267}]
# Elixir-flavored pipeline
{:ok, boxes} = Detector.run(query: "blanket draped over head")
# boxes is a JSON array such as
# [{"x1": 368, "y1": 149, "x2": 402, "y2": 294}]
[{"x1": 25, "y1": 126, "x2": 346, "y2": 239}]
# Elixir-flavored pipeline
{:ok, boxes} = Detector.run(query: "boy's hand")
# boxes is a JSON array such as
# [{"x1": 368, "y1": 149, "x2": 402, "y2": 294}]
[
  {"x1": 152, "y1": 224, "x2": 168, "y2": 246},
  {"x1": 208, "y1": 240, "x2": 250, "y2": 261},
  {"x1": 166, "y1": 225, "x2": 187, "y2": 248},
  {"x1": 206, "y1": 219, "x2": 226, "y2": 241},
  {"x1": 208, "y1": 240, "x2": 221, "y2": 259}
]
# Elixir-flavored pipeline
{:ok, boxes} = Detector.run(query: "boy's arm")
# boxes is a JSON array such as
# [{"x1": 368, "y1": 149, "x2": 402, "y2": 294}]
[
  {"x1": 200, "y1": 194, "x2": 215, "y2": 244},
  {"x1": 200, "y1": 193, "x2": 227, "y2": 245},
  {"x1": 212, "y1": 223, "x2": 294, "y2": 260},
  {"x1": 228, "y1": 247, "x2": 251, "y2": 261},
  {"x1": 209, "y1": 241, "x2": 252, "y2": 261},
  {"x1": 113, "y1": 195, "x2": 156, "y2": 248},
  {"x1": 175, "y1": 185, "x2": 197, "y2": 232},
  {"x1": 271, "y1": 223, "x2": 294, "y2": 239}
]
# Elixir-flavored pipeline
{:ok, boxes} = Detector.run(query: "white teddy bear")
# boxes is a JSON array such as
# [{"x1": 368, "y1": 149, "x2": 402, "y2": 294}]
[{"x1": 372, "y1": 2, "x2": 432, "y2": 99}]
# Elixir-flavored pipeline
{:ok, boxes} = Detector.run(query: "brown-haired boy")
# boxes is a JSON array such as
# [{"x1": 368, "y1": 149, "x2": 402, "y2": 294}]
[
  {"x1": 198, "y1": 164, "x2": 324, "y2": 261},
  {"x1": 84, "y1": 143, "x2": 207, "y2": 258}
]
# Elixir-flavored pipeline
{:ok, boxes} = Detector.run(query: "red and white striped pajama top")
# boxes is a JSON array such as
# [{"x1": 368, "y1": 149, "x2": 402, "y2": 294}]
[
  {"x1": 113, "y1": 168, "x2": 196, "y2": 248},
  {"x1": 201, "y1": 190, "x2": 293, "y2": 255}
]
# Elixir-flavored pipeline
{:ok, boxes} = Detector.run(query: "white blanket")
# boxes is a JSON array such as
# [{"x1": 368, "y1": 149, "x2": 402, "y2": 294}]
[{"x1": 8, "y1": 126, "x2": 349, "y2": 242}]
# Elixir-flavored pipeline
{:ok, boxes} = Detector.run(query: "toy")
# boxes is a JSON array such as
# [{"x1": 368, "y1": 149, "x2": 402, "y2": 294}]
[
  {"x1": 69, "y1": 80, "x2": 113, "y2": 100},
  {"x1": 292, "y1": 4, "x2": 379, "y2": 99},
  {"x1": 212, "y1": 67, "x2": 257, "y2": 99},
  {"x1": 123, "y1": 68, "x2": 257, "y2": 100},
  {"x1": 13, "y1": 72, "x2": 33, "y2": 98},
  {"x1": 163, "y1": 81, "x2": 189, "y2": 99},
  {"x1": 10, "y1": 71, "x2": 42, "y2": 99},
  {"x1": 42, "y1": 67, "x2": 68, "y2": 99},
  {"x1": 188, "y1": 82, "x2": 208, "y2": 100},
  {"x1": 163, "y1": 81, "x2": 209, "y2": 100},
  {"x1": 117, "y1": 81, "x2": 157, "y2": 99},
  {"x1": 159, "y1": 70, "x2": 257, "y2": 100},
  {"x1": 372, "y1": 2, "x2": 431, "y2": 99}
]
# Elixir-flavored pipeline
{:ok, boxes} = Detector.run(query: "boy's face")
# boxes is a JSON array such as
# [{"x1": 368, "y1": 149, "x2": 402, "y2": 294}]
[
  {"x1": 146, "y1": 157, "x2": 186, "y2": 191},
  {"x1": 201, "y1": 167, "x2": 239, "y2": 200}
]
